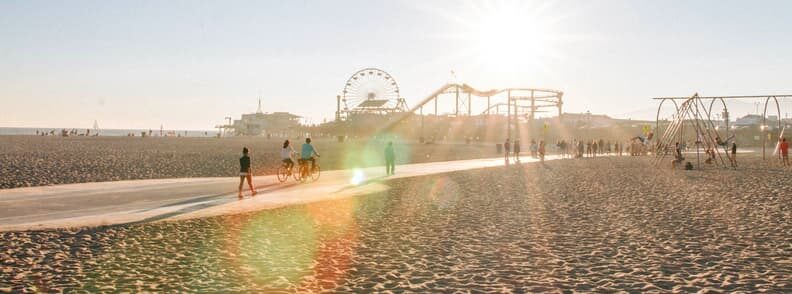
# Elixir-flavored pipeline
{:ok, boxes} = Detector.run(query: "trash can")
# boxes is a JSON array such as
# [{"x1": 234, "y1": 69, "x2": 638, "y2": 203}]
[{"x1": 496, "y1": 143, "x2": 503, "y2": 154}]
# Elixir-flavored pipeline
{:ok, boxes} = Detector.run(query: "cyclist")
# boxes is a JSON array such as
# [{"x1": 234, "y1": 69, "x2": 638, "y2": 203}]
[
  {"x1": 281, "y1": 140, "x2": 295, "y2": 174},
  {"x1": 300, "y1": 138, "x2": 320, "y2": 173}
]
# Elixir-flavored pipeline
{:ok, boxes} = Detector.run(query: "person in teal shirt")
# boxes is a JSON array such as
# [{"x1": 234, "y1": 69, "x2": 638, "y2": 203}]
[
  {"x1": 385, "y1": 141, "x2": 395, "y2": 175},
  {"x1": 301, "y1": 138, "x2": 320, "y2": 171}
]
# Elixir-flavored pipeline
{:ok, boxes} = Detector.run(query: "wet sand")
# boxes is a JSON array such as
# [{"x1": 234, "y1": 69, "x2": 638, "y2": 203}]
[
  {"x1": 0, "y1": 136, "x2": 497, "y2": 189},
  {"x1": 1, "y1": 155, "x2": 790, "y2": 292}
]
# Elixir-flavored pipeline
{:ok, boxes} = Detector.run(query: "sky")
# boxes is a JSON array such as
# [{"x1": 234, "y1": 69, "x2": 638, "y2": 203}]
[{"x1": 2, "y1": 0, "x2": 792, "y2": 130}]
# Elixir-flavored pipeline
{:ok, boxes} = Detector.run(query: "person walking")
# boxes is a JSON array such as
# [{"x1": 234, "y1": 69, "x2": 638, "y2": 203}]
[
  {"x1": 513, "y1": 139, "x2": 521, "y2": 162},
  {"x1": 592, "y1": 140, "x2": 598, "y2": 158},
  {"x1": 238, "y1": 147, "x2": 257, "y2": 199},
  {"x1": 730, "y1": 142, "x2": 738, "y2": 167},
  {"x1": 504, "y1": 138, "x2": 511, "y2": 165},
  {"x1": 385, "y1": 141, "x2": 396, "y2": 175},
  {"x1": 538, "y1": 140, "x2": 546, "y2": 162},
  {"x1": 779, "y1": 137, "x2": 789, "y2": 167}
]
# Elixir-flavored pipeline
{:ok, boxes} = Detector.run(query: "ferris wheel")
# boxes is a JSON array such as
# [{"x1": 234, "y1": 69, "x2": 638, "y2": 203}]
[{"x1": 341, "y1": 68, "x2": 406, "y2": 113}]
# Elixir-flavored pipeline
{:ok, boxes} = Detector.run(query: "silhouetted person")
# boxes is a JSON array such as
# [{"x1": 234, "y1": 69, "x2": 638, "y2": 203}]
[
  {"x1": 592, "y1": 140, "x2": 598, "y2": 158},
  {"x1": 598, "y1": 139, "x2": 605, "y2": 154},
  {"x1": 385, "y1": 141, "x2": 396, "y2": 175},
  {"x1": 513, "y1": 140, "x2": 521, "y2": 162},
  {"x1": 730, "y1": 142, "x2": 737, "y2": 167},
  {"x1": 238, "y1": 147, "x2": 257, "y2": 198},
  {"x1": 504, "y1": 138, "x2": 511, "y2": 165},
  {"x1": 673, "y1": 142, "x2": 684, "y2": 168},
  {"x1": 780, "y1": 138, "x2": 789, "y2": 167}
]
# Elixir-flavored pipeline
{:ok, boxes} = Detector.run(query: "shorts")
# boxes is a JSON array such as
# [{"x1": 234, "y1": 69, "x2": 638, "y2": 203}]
[
  {"x1": 239, "y1": 172, "x2": 249, "y2": 177},
  {"x1": 282, "y1": 158, "x2": 294, "y2": 164}
]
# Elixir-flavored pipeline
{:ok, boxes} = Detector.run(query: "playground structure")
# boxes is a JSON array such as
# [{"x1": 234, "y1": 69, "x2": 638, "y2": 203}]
[
  {"x1": 654, "y1": 93, "x2": 792, "y2": 161},
  {"x1": 652, "y1": 94, "x2": 731, "y2": 168}
]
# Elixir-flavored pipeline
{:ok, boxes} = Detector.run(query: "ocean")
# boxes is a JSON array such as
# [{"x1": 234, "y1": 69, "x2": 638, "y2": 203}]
[{"x1": 0, "y1": 127, "x2": 220, "y2": 137}]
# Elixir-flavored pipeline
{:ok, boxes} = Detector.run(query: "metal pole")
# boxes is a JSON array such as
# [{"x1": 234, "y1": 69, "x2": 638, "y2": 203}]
[
  {"x1": 336, "y1": 95, "x2": 341, "y2": 122},
  {"x1": 455, "y1": 86, "x2": 459, "y2": 116},
  {"x1": 434, "y1": 96, "x2": 438, "y2": 116},
  {"x1": 487, "y1": 96, "x2": 491, "y2": 115},
  {"x1": 507, "y1": 90, "x2": 512, "y2": 140},
  {"x1": 420, "y1": 106, "x2": 424, "y2": 139},
  {"x1": 530, "y1": 90, "x2": 535, "y2": 138},
  {"x1": 467, "y1": 92, "x2": 471, "y2": 116},
  {"x1": 514, "y1": 97, "x2": 519, "y2": 143}
]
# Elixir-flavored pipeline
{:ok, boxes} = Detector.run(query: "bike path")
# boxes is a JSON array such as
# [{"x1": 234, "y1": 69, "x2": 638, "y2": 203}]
[{"x1": 0, "y1": 156, "x2": 558, "y2": 231}]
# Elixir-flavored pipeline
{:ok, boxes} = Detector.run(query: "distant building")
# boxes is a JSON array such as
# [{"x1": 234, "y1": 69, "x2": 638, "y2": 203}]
[
  {"x1": 735, "y1": 114, "x2": 770, "y2": 127},
  {"x1": 227, "y1": 99, "x2": 302, "y2": 136}
]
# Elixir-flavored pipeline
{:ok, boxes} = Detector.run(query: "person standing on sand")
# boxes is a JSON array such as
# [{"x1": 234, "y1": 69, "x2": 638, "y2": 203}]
[
  {"x1": 538, "y1": 140, "x2": 546, "y2": 162},
  {"x1": 504, "y1": 138, "x2": 511, "y2": 165},
  {"x1": 385, "y1": 141, "x2": 396, "y2": 175},
  {"x1": 730, "y1": 142, "x2": 737, "y2": 167},
  {"x1": 238, "y1": 147, "x2": 257, "y2": 198},
  {"x1": 779, "y1": 138, "x2": 789, "y2": 167},
  {"x1": 513, "y1": 139, "x2": 521, "y2": 162}
]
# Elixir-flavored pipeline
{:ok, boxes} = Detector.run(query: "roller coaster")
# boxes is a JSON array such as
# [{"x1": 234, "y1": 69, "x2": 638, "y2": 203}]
[{"x1": 335, "y1": 68, "x2": 564, "y2": 140}]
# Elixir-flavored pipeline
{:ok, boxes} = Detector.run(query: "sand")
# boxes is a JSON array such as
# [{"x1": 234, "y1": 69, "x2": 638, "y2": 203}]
[
  {"x1": 0, "y1": 155, "x2": 789, "y2": 292},
  {"x1": 0, "y1": 136, "x2": 498, "y2": 189}
]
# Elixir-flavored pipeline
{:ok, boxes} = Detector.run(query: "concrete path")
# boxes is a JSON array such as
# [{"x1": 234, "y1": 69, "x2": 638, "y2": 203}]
[{"x1": 0, "y1": 155, "x2": 558, "y2": 231}]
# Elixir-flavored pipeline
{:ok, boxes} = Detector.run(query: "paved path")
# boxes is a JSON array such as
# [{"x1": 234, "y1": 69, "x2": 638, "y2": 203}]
[{"x1": 0, "y1": 156, "x2": 558, "y2": 231}]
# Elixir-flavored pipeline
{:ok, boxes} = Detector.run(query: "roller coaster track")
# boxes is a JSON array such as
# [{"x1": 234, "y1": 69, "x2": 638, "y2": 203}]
[{"x1": 379, "y1": 83, "x2": 563, "y2": 132}]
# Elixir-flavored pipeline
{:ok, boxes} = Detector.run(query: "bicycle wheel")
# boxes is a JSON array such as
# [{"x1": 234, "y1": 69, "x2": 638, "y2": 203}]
[
  {"x1": 310, "y1": 165, "x2": 320, "y2": 181},
  {"x1": 276, "y1": 166, "x2": 289, "y2": 183}
]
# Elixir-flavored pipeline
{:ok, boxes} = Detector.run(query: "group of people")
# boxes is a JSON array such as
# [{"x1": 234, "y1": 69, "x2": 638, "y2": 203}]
[
  {"x1": 237, "y1": 138, "x2": 322, "y2": 198},
  {"x1": 35, "y1": 129, "x2": 94, "y2": 137},
  {"x1": 503, "y1": 138, "x2": 546, "y2": 163},
  {"x1": 238, "y1": 138, "x2": 398, "y2": 198},
  {"x1": 503, "y1": 137, "x2": 636, "y2": 163}
]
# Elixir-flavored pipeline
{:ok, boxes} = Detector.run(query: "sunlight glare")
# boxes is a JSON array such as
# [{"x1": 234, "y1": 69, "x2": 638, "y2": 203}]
[
  {"x1": 473, "y1": 7, "x2": 550, "y2": 68},
  {"x1": 350, "y1": 168, "x2": 366, "y2": 186}
]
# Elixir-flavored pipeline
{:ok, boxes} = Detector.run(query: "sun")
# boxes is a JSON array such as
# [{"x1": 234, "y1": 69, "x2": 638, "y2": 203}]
[
  {"x1": 419, "y1": 0, "x2": 571, "y2": 77},
  {"x1": 472, "y1": 6, "x2": 553, "y2": 68}
]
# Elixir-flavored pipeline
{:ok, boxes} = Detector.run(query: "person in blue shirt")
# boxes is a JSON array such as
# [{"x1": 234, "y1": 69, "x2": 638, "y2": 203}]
[
  {"x1": 300, "y1": 138, "x2": 320, "y2": 171},
  {"x1": 385, "y1": 141, "x2": 395, "y2": 175}
]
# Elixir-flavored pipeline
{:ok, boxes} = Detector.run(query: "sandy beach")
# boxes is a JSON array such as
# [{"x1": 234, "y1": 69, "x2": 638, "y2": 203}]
[
  {"x1": 0, "y1": 136, "x2": 498, "y2": 189},
  {"x1": 1, "y1": 155, "x2": 789, "y2": 292}
]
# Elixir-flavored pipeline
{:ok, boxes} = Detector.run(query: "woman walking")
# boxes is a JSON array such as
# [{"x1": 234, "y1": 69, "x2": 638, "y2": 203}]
[{"x1": 238, "y1": 147, "x2": 257, "y2": 199}]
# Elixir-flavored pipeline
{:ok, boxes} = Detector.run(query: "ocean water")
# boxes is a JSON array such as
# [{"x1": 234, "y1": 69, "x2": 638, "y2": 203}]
[{"x1": 0, "y1": 127, "x2": 219, "y2": 137}]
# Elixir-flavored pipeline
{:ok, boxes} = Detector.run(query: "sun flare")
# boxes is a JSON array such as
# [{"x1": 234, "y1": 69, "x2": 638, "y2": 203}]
[{"x1": 472, "y1": 7, "x2": 553, "y2": 68}]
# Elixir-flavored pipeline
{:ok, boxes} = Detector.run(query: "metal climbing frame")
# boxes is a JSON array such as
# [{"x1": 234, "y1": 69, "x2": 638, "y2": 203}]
[
  {"x1": 654, "y1": 94, "x2": 792, "y2": 160},
  {"x1": 653, "y1": 94, "x2": 731, "y2": 168}
]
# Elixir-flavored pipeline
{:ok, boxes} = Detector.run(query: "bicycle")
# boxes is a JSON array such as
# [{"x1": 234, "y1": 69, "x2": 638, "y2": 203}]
[
  {"x1": 297, "y1": 157, "x2": 321, "y2": 182},
  {"x1": 276, "y1": 160, "x2": 295, "y2": 183}
]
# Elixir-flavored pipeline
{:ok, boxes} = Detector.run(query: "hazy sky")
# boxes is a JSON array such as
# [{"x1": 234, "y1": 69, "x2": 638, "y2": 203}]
[{"x1": 2, "y1": 0, "x2": 792, "y2": 130}]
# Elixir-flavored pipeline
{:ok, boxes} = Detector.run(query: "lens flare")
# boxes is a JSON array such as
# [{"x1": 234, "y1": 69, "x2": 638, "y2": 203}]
[{"x1": 350, "y1": 168, "x2": 366, "y2": 186}]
